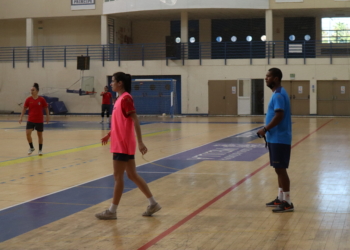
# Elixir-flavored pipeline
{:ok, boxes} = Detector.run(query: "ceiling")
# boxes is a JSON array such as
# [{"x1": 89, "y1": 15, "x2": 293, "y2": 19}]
[{"x1": 109, "y1": 8, "x2": 350, "y2": 21}]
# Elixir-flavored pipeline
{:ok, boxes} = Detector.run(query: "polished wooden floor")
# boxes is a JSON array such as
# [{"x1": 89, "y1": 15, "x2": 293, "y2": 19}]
[{"x1": 0, "y1": 115, "x2": 349, "y2": 250}]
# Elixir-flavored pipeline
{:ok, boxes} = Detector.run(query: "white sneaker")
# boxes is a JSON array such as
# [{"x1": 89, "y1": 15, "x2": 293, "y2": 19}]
[
  {"x1": 95, "y1": 210, "x2": 117, "y2": 220},
  {"x1": 28, "y1": 148, "x2": 35, "y2": 155},
  {"x1": 142, "y1": 203, "x2": 162, "y2": 216},
  {"x1": 38, "y1": 150, "x2": 43, "y2": 156}
]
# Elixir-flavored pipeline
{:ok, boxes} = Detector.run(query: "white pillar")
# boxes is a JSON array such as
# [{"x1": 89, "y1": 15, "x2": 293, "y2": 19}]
[
  {"x1": 101, "y1": 15, "x2": 108, "y2": 45},
  {"x1": 265, "y1": 10, "x2": 273, "y2": 41},
  {"x1": 26, "y1": 18, "x2": 34, "y2": 47},
  {"x1": 181, "y1": 11, "x2": 188, "y2": 44}
]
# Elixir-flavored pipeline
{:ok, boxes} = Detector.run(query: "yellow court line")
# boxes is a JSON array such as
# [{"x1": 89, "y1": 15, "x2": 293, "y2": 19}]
[{"x1": 0, "y1": 128, "x2": 180, "y2": 168}]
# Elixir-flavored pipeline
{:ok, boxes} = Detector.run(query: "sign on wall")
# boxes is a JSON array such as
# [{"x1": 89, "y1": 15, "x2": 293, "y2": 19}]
[
  {"x1": 232, "y1": 86, "x2": 236, "y2": 94},
  {"x1": 71, "y1": 0, "x2": 96, "y2": 10},
  {"x1": 298, "y1": 86, "x2": 303, "y2": 94},
  {"x1": 341, "y1": 86, "x2": 346, "y2": 94}
]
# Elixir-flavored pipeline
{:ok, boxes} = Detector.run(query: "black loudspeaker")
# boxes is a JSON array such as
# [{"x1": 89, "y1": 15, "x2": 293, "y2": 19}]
[
  {"x1": 77, "y1": 56, "x2": 90, "y2": 70},
  {"x1": 166, "y1": 36, "x2": 180, "y2": 59}
]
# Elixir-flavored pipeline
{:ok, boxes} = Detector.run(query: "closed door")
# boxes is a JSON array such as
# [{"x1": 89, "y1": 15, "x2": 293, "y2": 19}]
[
  {"x1": 208, "y1": 80, "x2": 237, "y2": 115},
  {"x1": 282, "y1": 81, "x2": 309, "y2": 115},
  {"x1": 208, "y1": 80, "x2": 226, "y2": 115},
  {"x1": 291, "y1": 81, "x2": 310, "y2": 115},
  {"x1": 333, "y1": 81, "x2": 350, "y2": 116},
  {"x1": 317, "y1": 81, "x2": 350, "y2": 116},
  {"x1": 317, "y1": 81, "x2": 333, "y2": 115},
  {"x1": 225, "y1": 80, "x2": 238, "y2": 115}
]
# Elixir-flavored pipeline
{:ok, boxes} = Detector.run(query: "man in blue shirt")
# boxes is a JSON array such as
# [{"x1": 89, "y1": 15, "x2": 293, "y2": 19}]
[{"x1": 257, "y1": 68, "x2": 293, "y2": 213}]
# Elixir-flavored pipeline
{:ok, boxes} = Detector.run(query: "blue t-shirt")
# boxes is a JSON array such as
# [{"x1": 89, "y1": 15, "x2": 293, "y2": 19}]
[{"x1": 266, "y1": 86, "x2": 292, "y2": 145}]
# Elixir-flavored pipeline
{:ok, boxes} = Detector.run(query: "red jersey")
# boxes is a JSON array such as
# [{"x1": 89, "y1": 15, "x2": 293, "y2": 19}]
[
  {"x1": 24, "y1": 96, "x2": 48, "y2": 123},
  {"x1": 110, "y1": 92, "x2": 136, "y2": 154},
  {"x1": 102, "y1": 92, "x2": 112, "y2": 105}
]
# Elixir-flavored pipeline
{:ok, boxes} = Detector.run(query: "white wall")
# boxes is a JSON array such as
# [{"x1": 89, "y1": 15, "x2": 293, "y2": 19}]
[
  {"x1": 133, "y1": 21, "x2": 170, "y2": 44},
  {"x1": 1, "y1": 58, "x2": 350, "y2": 115},
  {"x1": 0, "y1": 17, "x2": 100, "y2": 47},
  {"x1": 0, "y1": 20, "x2": 26, "y2": 47},
  {"x1": 0, "y1": 0, "x2": 103, "y2": 20},
  {"x1": 103, "y1": 0, "x2": 269, "y2": 14},
  {"x1": 34, "y1": 17, "x2": 101, "y2": 46},
  {"x1": 114, "y1": 19, "x2": 132, "y2": 44}
]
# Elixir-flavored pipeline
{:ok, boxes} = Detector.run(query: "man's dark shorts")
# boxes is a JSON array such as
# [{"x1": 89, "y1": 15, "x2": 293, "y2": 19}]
[
  {"x1": 26, "y1": 122, "x2": 44, "y2": 132},
  {"x1": 268, "y1": 143, "x2": 291, "y2": 168}
]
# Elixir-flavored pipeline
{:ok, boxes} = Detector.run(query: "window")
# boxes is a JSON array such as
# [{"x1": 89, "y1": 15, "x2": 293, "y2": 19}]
[{"x1": 322, "y1": 17, "x2": 350, "y2": 43}]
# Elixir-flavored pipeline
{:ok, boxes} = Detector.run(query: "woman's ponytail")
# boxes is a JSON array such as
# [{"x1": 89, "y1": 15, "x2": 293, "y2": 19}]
[
  {"x1": 113, "y1": 72, "x2": 132, "y2": 94},
  {"x1": 33, "y1": 83, "x2": 39, "y2": 91}
]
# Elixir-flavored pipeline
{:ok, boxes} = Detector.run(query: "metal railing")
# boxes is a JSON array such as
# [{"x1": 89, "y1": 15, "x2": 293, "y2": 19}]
[{"x1": 1, "y1": 40, "x2": 350, "y2": 68}]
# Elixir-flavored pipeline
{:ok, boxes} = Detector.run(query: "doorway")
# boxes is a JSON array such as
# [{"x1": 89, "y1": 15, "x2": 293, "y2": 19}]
[
  {"x1": 208, "y1": 80, "x2": 237, "y2": 115},
  {"x1": 317, "y1": 80, "x2": 350, "y2": 116},
  {"x1": 282, "y1": 80, "x2": 310, "y2": 115}
]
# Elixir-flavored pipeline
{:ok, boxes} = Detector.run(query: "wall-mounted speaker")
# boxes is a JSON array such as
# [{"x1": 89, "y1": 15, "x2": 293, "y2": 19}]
[{"x1": 77, "y1": 56, "x2": 90, "y2": 70}]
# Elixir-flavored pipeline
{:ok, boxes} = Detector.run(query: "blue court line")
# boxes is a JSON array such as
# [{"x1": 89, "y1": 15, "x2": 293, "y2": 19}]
[{"x1": 0, "y1": 126, "x2": 265, "y2": 243}]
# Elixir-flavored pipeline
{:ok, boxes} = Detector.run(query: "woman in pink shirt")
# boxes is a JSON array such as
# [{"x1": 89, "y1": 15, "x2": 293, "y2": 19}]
[{"x1": 95, "y1": 72, "x2": 161, "y2": 220}]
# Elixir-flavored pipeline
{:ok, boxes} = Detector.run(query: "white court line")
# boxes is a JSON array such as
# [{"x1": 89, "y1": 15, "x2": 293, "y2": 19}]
[{"x1": 0, "y1": 125, "x2": 262, "y2": 212}]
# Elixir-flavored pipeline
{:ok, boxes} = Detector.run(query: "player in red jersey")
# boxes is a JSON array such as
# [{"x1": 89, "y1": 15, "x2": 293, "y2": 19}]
[
  {"x1": 100, "y1": 86, "x2": 113, "y2": 123},
  {"x1": 19, "y1": 83, "x2": 50, "y2": 156}
]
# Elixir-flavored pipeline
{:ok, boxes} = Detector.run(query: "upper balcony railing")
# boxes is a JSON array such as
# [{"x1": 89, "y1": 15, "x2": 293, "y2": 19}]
[{"x1": 0, "y1": 40, "x2": 349, "y2": 68}]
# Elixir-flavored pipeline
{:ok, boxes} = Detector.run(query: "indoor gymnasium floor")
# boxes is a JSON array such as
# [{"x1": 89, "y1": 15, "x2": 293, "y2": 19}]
[{"x1": 0, "y1": 115, "x2": 350, "y2": 250}]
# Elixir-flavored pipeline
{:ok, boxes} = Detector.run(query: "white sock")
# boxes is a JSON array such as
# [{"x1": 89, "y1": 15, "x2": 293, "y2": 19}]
[
  {"x1": 109, "y1": 204, "x2": 118, "y2": 213},
  {"x1": 148, "y1": 196, "x2": 157, "y2": 206},
  {"x1": 278, "y1": 188, "x2": 283, "y2": 201},
  {"x1": 283, "y1": 192, "x2": 291, "y2": 204}
]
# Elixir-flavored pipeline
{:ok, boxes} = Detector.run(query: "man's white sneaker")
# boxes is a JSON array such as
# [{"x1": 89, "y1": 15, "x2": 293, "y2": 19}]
[
  {"x1": 28, "y1": 148, "x2": 35, "y2": 155},
  {"x1": 142, "y1": 203, "x2": 162, "y2": 216},
  {"x1": 38, "y1": 150, "x2": 43, "y2": 156}
]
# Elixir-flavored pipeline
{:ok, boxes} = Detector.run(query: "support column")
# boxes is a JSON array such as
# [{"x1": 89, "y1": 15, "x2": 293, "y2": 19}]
[
  {"x1": 26, "y1": 18, "x2": 34, "y2": 47},
  {"x1": 101, "y1": 15, "x2": 108, "y2": 45},
  {"x1": 181, "y1": 11, "x2": 188, "y2": 43},
  {"x1": 265, "y1": 10, "x2": 273, "y2": 41}
]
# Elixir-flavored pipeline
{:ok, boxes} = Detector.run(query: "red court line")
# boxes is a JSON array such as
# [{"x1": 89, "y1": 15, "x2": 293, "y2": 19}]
[{"x1": 138, "y1": 119, "x2": 334, "y2": 250}]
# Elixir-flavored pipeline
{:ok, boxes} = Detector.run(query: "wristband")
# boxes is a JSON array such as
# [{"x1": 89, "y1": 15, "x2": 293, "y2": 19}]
[{"x1": 263, "y1": 127, "x2": 268, "y2": 132}]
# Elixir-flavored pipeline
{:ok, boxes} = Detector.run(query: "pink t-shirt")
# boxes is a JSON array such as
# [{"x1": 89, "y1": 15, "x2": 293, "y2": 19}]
[{"x1": 110, "y1": 92, "x2": 136, "y2": 155}]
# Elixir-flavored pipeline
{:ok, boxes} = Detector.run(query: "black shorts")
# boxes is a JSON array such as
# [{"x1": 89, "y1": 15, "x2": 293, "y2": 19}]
[
  {"x1": 268, "y1": 143, "x2": 291, "y2": 168},
  {"x1": 102, "y1": 104, "x2": 110, "y2": 113},
  {"x1": 26, "y1": 122, "x2": 44, "y2": 132},
  {"x1": 113, "y1": 153, "x2": 135, "y2": 162}
]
